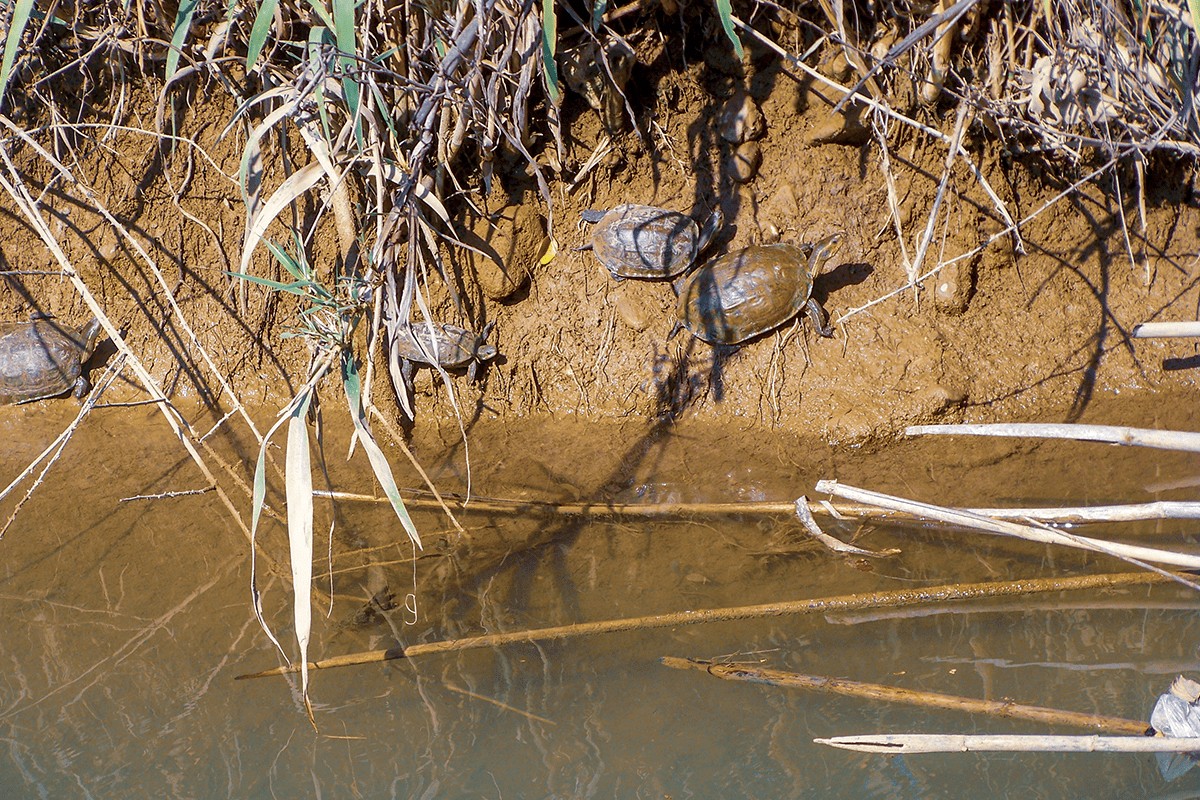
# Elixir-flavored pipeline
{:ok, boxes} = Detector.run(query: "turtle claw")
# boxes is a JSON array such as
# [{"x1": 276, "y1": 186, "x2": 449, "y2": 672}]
[{"x1": 806, "y1": 298, "x2": 834, "y2": 338}]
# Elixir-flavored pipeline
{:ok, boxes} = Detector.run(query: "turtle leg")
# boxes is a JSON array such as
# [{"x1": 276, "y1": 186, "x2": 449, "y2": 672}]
[
  {"x1": 805, "y1": 298, "x2": 834, "y2": 338},
  {"x1": 401, "y1": 358, "x2": 417, "y2": 395},
  {"x1": 72, "y1": 375, "x2": 91, "y2": 403}
]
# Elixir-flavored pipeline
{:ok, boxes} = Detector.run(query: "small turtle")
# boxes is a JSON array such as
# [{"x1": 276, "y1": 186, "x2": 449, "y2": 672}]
[
  {"x1": 581, "y1": 204, "x2": 723, "y2": 281},
  {"x1": 673, "y1": 233, "x2": 844, "y2": 345},
  {"x1": 0, "y1": 316, "x2": 103, "y2": 404},
  {"x1": 392, "y1": 320, "x2": 497, "y2": 391}
]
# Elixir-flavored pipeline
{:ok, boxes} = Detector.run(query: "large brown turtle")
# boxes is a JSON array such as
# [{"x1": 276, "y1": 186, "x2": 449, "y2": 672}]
[
  {"x1": 581, "y1": 204, "x2": 723, "y2": 281},
  {"x1": 673, "y1": 233, "x2": 843, "y2": 344},
  {"x1": 0, "y1": 316, "x2": 103, "y2": 404}
]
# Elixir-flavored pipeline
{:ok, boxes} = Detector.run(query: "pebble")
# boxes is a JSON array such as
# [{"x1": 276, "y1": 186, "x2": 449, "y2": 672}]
[
  {"x1": 933, "y1": 260, "x2": 975, "y2": 314},
  {"x1": 719, "y1": 92, "x2": 765, "y2": 144},
  {"x1": 728, "y1": 141, "x2": 762, "y2": 183}
]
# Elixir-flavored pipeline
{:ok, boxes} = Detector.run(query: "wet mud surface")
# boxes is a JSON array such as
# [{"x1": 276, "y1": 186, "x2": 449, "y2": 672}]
[{"x1": 0, "y1": 37, "x2": 1197, "y2": 440}]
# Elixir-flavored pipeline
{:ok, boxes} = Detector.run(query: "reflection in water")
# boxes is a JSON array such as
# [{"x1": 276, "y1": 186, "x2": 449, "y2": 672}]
[{"x1": 1, "y1": 404, "x2": 1200, "y2": 796}]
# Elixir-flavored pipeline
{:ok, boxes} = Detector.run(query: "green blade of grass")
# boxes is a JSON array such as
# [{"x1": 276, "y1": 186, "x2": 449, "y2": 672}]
[
  {"x1": 0, "y1": 0, "x2": 35, "y2": 111},
  {"x1": 592, "y1": 0, "x2": 607, "y2": 30},
  {"x1": 246, "y1": 0, "x2": 280, "y2": 69},
  {"x1": 541, "y1": 0, "x2": 560, "y2": 103},
  {"x1": 225, "y1": 271, "x2": 334, "y2": 303},
  {"x1": 714, "y1": 0, "x2": 744, "y2": 59},
  {"x1": 341, "y1": 351, "x2": 421, "y2": 547},
  {"x1": 165, "y1": 0, "x2": 199, "y2": 82},
  {"x1": 331, "y1": 0, "x2": 362, "y2": 145}
]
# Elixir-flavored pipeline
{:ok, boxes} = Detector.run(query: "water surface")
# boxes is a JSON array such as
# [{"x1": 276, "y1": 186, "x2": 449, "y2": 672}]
[{"x1": 2, "y1": 397, "x2": 1200, "y2": 798}]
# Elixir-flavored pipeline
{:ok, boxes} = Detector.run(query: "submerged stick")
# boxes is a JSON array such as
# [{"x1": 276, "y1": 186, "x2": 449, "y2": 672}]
[
  {"x1": 817, "y1": 734, "x2": 1200, "y2": 754},
  {"x1": 906, "y1": 423, "x2": 1200, "y2": 453},
  {"x1": 815, "y1": 481, "x2": 1200, "y2": 571},
  {"x1": 315, "y1": 490, "x2": 1200, "y2": 524},
  {"x1": 235, "y1": 571, "x2": 1166, "y2": 680},
  {"x1": 659, "y1": 658, "x2": 1149, "y2": 735}
]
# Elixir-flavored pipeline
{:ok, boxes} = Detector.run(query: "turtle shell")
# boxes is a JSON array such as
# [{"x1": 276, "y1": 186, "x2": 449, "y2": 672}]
[
  {"x1": 588, "y1": 204, "x2": 701, "y2": 280},
  {"x1": 393, "y1": 322, "x2": 492, "y2": 369},
  {"x1": 675, "y1": 243, "x2": 815, "y2": 345},
  {"x1": 0, "y1": 318, "x2": 101, "y2": 404}
]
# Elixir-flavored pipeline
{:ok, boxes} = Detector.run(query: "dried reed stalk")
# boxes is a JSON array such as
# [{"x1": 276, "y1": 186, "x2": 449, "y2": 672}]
[
  {"x1": 817, "y1": 734, "x2": 1200, "y2": 754},
  {"x1": 235, "y1": 571, "x2": 1166, "y2": 680},
  {"x1": 659, "y1": 658, "x2": 1150, "y2": 735},
  {"x1": 815, "y1": 480, "x2": 1200, "y2": 571},
  {"x1": 906, "y1": 423, "x2": 1200, "y2": 453},
  {"x1": 314, "y1": 490, "x2": 1200, "y2": 524}
]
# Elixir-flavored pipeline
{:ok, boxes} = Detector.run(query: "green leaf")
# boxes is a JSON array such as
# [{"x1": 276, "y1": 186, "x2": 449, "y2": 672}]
[
  {"x1": 165, "y1": 0, "x2": 200, "y2": 82},
  {"x1": 0, "y1": 0, "x2": 35, "y2": 111},
  {"x1": 331, "y1": 0, "x2": 362, "y2": 145},
  {"x1": 341, "y1": 352, "x2": 422, "y2": 547},
  {"x1": 541, "y1": 0, "x2": 560, "y2": 103},
  {"x1": 246, "y1": 0, "x2": 280, "y2": 69},
  {"x1": 591, "y1": 0, "x2": 607, "y2": 30},
  {"x1": 264, "y1": 238, "x2": 310, "y2": 282},
  {"x1": 714, "y1": 0, "x2": 743, "y2": 59},
  {"x1": 1189, "y1": 0, "x2": 1200, "y2": 46}
]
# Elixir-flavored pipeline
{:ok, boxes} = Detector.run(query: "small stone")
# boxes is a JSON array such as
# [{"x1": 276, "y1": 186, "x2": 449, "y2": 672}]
[
  {"x1": 933, "y1": 259, "x2": 975, "y2": 314},
  {"x1": 728, "y1": 141, "x2": 762, "y2": 183},
  {"x1": 719, "y1": 91, "x2": 765, "y2": 144},
  {"x1": 805, "y1": 103, "x2": 870, "y2": 147},
  {"x1": 612, "y1": 281, "x2": 658, "y2": 332}
]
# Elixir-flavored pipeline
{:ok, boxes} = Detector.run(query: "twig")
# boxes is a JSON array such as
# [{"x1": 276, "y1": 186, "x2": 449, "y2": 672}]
[
  {"x1": 816, "y1": 734, "x2": 1200, "y2": 754},
  {"x1": 234, "y1": 571, "x2": 1167, "y2": 680},
  {"x1": 794, "y1": 497, "x2": 899, "y2": 557},
  {"x1": 906, "y1": 423, "x2": 1200, "y2": 453},
  {"x1": 814, "y1": 480, "x2": 1200, "y2": 571},
  {"x1": 660, "y1": 658, "x2": 1150, "y2": 735}
]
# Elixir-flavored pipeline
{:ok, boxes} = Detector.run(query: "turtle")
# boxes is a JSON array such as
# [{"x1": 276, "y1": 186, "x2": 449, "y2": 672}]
[
  {"x1": 0, "y1": 316, "x2": 103, "y2": 404},
  {"x1": 580, "y1": 204, "x2": 723, "y2": 281},
  {"x1": 392, "y1": 320, "x2": 497, "y2": 391},
  {"x1": 672, "y1": 233, "x2": 844, "y2": 345}
]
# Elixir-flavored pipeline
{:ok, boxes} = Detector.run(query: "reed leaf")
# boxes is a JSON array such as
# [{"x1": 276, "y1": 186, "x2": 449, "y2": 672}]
[
  {"x1": 246, "y1": 0, "x2": 281, "y2": 70},
  {"x1": 331, "y1": 0, "x2": 362, "y2": 144},
  {"x1": 341, "y1": 351, "x2": 421, "y2": 547},
  {"x1": 239, "y1": 162, "x2": 326, "y2": 275},
  {"x1": 165, "y1": 0, "x2": 199, "y2": 82},
  {"x1": 541, "y1": 0, "x2": 560, "y2": 102},
  {"x1": 285, "y1": 388, "x2": 315, "y2": 723},
  {"x1": 0, "y1": 0, "x2": 34, "y2": 111},
  {"x1": 714, "y1": 0, "x2": 744, "y2": 59},
  {"x1": 249, "y1": 397, "x2": 307, "y2": 662}
]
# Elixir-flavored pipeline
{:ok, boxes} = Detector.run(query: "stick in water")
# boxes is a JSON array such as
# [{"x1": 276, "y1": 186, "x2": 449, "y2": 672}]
[
  {"x1": 659, "y1": 658, "x2": 1150, "y2": 735},
  {"x1": 235, "y1": 571, "x2": 1167, "y2": 680},
  {"x1": 816, "y1": 734, "x2": 1200, "y2": 754}
]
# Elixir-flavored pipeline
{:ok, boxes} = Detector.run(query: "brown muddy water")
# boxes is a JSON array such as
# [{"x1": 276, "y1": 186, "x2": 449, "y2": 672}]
[{"x1": 3, "y1": 396, "x2": 1200, "y2": 798}]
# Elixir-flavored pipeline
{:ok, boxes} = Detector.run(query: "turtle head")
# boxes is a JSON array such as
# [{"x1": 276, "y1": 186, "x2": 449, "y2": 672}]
[
  {"x1": 695, "y1": 207, "x2": 725, "y2": 258},
  {"x1": 807, "y1": 233, "x2": 844, "y2": 279},
  {"x1": 474, "y1": 320, "x2": 499, "y2": 362},
  {"x1": 80, "y1": 317, "x2": 104, "y2": 360}
]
